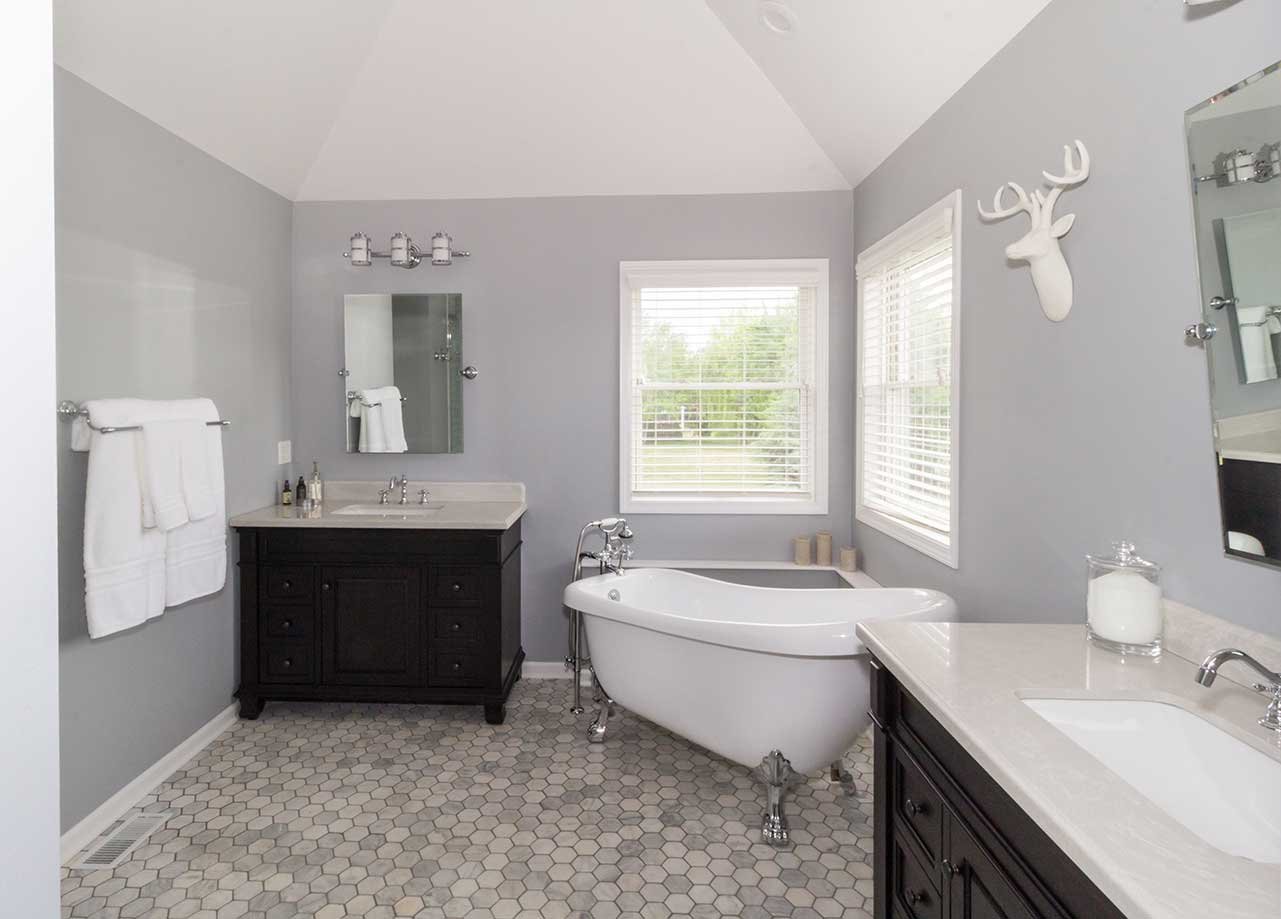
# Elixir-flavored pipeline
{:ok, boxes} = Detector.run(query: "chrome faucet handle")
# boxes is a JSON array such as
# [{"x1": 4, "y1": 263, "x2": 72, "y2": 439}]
[
  {"x1": 378, "y1": 488, "x2": 391, "y2": 505},
  {"x1": 418, "y1": 489, "x2": 431, "y2": 505}
]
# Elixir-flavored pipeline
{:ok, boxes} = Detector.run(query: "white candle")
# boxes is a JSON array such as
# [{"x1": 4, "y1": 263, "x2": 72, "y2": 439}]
[{"x1": 1087, "y1": 569, "x2": 1162, "y2": 644}]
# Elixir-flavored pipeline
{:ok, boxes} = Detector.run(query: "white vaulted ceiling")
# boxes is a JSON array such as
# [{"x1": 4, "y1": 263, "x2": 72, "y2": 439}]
[{"x1": 54, "y1": 0, "x2": 1053, "y2": 201}]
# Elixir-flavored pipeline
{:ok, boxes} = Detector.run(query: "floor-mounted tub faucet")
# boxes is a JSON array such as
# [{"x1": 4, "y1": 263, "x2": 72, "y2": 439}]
[{"x1": 565, "y1": 517, "x2": 635, "y2": 714}]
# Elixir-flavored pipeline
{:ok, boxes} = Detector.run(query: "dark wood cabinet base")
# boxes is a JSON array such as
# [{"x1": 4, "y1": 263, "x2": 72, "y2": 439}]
[
  {"x1": 235, "y1": 521, "x2": 523, "y2": 724},
  {"x1": 870, "y1": 656, "x2": 1124, "y2": 919}
]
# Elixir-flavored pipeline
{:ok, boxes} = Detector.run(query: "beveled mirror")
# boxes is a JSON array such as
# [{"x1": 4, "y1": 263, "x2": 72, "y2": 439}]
[
  {"x1": 342, "y1": 293, "x2": 463, "y2": 454},
  {"x1": 1186, "y1": 61, "x2": 1281, "y2": 566}
]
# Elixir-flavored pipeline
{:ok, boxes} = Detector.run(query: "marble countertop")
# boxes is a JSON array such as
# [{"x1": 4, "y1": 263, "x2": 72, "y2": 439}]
[
  {"x1": 856, "y1": 621, "x2": 1281, "y2": 919},
  {"x1": 1219, "y1": 428, "x2": 1281, "y2": 465},
  {"x1": 230, "y1": 480, "x2": 526, "y2": 531}
]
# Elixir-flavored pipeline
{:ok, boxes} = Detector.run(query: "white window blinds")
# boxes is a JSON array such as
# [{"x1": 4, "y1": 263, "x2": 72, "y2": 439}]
[
  {"x1": 620, "y1": 261, "x2": 828, "y2": 515},
  {"x1": 856, "y1": 194, "x2": 960, "y2": 566}
]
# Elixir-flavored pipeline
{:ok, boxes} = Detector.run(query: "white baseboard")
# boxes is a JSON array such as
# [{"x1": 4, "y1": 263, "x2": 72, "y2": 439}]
[
  {"x1": 523, "y1": 661, "x2": 592, "y2": 685},
  {"x1": 61, "y1": 702, "x2": 238, "y2": 864}
]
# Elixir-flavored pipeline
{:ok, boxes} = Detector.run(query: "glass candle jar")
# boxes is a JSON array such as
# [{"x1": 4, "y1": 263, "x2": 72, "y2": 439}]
[{"x1": 1085, "y1": 540, "x2": 1163, "y2": 656}]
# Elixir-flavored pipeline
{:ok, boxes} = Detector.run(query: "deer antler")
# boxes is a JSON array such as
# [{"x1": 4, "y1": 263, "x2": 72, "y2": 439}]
[
  {"x1": 977, "y1": 182, "x2": 1038, "y2": 222},
  {"x1": 1041, "y1": 140, "x2": 1090, "y2": 213}
]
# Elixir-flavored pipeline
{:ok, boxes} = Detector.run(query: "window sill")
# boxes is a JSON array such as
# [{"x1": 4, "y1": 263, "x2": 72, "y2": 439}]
[
  {"x1": 623, "y1": 495, "x2": 828, "y2": 516},
  {"x1": 855, "y1": 505, "x2": 957, "y2": 568}
]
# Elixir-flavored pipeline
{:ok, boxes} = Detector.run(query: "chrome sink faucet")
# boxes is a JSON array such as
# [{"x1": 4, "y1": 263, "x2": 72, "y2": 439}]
[
  {"x1": 1195, "y1": 648, "x2": 1281, "y2": 732},
  {"x1": 398, "y1": 474, "x2": 409, "y2": 505}
]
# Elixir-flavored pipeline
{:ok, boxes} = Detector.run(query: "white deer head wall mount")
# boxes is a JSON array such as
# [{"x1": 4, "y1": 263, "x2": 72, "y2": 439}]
[{"x1": 978, "y1": 140, "x2": 1091, "y2": 322}]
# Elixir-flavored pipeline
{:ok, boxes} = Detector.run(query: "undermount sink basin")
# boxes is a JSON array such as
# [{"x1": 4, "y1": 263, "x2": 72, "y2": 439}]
[
  {"x1": 332, "y1": 503, "x2": 444, "y2": 517},
  {"x1": 1024, "y1": 698, "x2": 1281, "y2": 864}
]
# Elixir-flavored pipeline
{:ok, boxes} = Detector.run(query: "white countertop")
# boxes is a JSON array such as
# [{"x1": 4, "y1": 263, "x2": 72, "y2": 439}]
[
  {"x1": 856, "y1": 621, "x2": 1281, "y2": 919},
  {"x1": 230, "y1": 480, "x2": 526, "y2": 531},
  {"x1": 1219, "y1": 428, "x2": 1281, "y2": 465},
  {"x1": 1218, "y1": 409, "x2": 1281, "y2": 465}
]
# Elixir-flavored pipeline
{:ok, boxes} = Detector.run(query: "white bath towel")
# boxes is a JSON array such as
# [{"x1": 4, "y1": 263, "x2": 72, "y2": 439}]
[
  {"x1": 77, "y1": 399, "x2": 167, "y2": 639},
  {"x1": 371, "y1": 385, "x2": 408, "y2": 453},
  {"x1": 164, "y1": 400, "x2": 226, "y2": 607},
  {"x1": 74, "y1": 398, "x2": 227, "y2": 636},
  {"x1": 357, "y1": 386, "x2": 408, "y2": 453},
  {"x1": 140, "y1": 419, "x2": 213, "y2": 530},
  {"x1": 1237, "y1": 305, "x2": 1281, "y2": 383}
]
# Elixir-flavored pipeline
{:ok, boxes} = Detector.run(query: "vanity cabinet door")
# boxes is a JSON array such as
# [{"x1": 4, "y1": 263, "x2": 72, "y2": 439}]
[
  {"x1": 945, "y1": 820, "x2": 1037, "y2": 919},
  {"x1": 320, "y1": 566, "x2": 421, "y2": 686}
]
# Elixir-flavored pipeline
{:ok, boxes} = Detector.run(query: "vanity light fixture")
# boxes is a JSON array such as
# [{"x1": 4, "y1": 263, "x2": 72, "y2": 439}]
[{"x1": 344, "y1": 232, "x2": 471, "y2": 269}]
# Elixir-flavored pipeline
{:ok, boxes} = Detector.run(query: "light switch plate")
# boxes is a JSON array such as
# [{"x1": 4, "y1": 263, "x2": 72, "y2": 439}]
[{"x1": 277, "y1": 440, "x2": 292, "y2": 465}]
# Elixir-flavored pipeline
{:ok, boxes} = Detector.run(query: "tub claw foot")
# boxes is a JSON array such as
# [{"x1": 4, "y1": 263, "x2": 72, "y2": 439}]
[
  {"x1": 757, "y1": 750, "x2": 797, "y2": 847},
  {"x1": 588, "y1": 684, "x2": 614, "y2": 743}
]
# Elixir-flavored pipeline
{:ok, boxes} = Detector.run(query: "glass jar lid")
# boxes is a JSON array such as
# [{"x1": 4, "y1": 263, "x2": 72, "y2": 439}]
[{"x1": 1086, "y1": 540, "x2": 1161, "y2": 574}]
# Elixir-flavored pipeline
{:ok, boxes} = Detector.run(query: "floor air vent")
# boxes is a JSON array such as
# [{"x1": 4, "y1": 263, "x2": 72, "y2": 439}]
[{"x1": 71, "y1": 811, "x2": 172, "y2": 870}]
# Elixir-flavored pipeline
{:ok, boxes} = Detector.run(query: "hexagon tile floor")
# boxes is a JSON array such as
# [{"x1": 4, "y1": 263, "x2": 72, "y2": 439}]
[{"x1": 61, "y1": 678, "x2": 875, "y2": 919}]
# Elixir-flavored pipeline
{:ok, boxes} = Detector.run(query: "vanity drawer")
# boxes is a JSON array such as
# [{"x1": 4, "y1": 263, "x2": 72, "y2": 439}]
[
  {"x1": 264, "y1": 566, "x2": 312, "y2": 602},
  {"x1": 429, "y1": 649, "x2": 487, "y2": 687},
  {"x1": 261, "y1": 606, "x2": 312, "y2": 640},
  {"x1": 260, "y1": 642, "x2": 313, "y2": 684},
  {"x1": 431, "y1": 567, "x2": 484, "y2": 607},
  {"x1": 893, "y1": 834, "x2": 942, "y2": 919},
  {"x1": 894, "y1": 744, "x2": 944, "y2": 866},
  {"x1": 431, "y1": 608, "x2": 485, "y2": 643}
]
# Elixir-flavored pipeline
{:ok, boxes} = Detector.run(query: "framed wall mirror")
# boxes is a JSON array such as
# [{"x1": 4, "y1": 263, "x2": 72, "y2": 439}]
[
  {"x1": 1187, "y1": 61, "x2": 1281, "y2": 567},
  {"x1": 342, "y1": 293, "x2": 464, "y2": 454}
]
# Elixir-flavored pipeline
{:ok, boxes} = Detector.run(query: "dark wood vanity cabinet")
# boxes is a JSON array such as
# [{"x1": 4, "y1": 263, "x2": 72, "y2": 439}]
[
  {"x1": 871, "y1": 657, "x2": 1124, "y2": 919},
  {"x1": 234, "y1": 522, "x2": 523, "y2": 724}
]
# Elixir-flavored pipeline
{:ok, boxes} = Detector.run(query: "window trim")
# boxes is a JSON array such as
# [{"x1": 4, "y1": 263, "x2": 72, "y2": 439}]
[
  {"x1": 855, "y1": 191, "x2": 962, "y2": 568},
  {"x1": 619, "y1": 258, "x2": 829, "y2": 516}
]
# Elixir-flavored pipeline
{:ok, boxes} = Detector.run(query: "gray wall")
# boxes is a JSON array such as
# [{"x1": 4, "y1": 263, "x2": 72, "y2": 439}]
[
  {"x1": 1188, "y1": 107, "x2": 1281, "y2": 417},
  {"x1": 56, "y1": 70, "x2": 293, "y2": 831},
  {"x1": 849, "y1": 0, "x2": 1281, "y2": 637},
  {"x1": 292, "y1": 193, "x2": 854, "y2": 661}
]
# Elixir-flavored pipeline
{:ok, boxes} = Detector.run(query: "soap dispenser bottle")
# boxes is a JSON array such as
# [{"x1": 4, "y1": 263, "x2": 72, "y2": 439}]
[{"x1": 310, "y1": 461, "x2": 324, "y2": 505}]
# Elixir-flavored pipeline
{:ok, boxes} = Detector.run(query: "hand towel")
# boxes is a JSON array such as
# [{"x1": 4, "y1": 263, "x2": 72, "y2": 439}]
[
  {"x1": 357, "y1": 390, "x2": 387, "y2": 453},
  {"x1": 369, "y1": 385, "x2": 408, "y2": 453},
  {"x1": 79, "y1": 399, "x2": 167, "y2": 638},
  {"x1": 164, "y1": 400, "x2": 227, "y2": 607},
  {"x1": 140, "y1": 420, "x2": 202, "y2": 530},
  {"x1": 1237, "y1": 305, "x2": 1281, "y2": 383}
]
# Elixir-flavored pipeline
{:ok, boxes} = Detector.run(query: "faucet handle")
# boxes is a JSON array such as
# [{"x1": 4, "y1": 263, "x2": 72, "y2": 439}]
[{"x1": 418, "y1": 489, "x2": 431, "y2": 505}]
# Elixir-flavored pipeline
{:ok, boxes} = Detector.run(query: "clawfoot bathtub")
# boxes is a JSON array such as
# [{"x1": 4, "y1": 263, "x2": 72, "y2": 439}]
[{"x1": 562, "y1": 568, "x2": 957, "y2": 845}]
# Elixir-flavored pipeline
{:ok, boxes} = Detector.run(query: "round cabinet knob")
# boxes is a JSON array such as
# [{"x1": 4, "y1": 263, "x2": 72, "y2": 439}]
[
  {"x1": 906, "y1": 889, "x2": 927, "y2": 906},
  {"x1": 942, "y1": 859, "x2": 961, "y2": 878},
  {"x1": 452, "y1": 582, "x2": 462, "y2": 592},
  {"x1": 450, "y1": 622, "x2": 461, "y2": 632},
  {"x1": 905, "y1": 798, "x2": 926, "y2": 817},
  {"x1": 281, "y1": 619, "x2": 292, "y2": 631},
  {"x1": 282, "y1": 579, "x2": 292, "y2": 590},
  {"x1": 322, "y1": 583, "x2": 332, "y2": 591},
  {"x1": 452, "y1": 661, "x2": 462, "y2": 671},
  {"x1": 282, "y1": 658, "x2": 293, "y2": 669}
]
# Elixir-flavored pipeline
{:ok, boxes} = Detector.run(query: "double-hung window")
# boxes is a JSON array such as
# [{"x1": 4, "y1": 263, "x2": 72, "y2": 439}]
[
  {"x1": 620, "y1": 259, "x2": 829, "y2": 515},
  {"x1": 856, "y1": 192, "x2": 961, "y2": 567}
]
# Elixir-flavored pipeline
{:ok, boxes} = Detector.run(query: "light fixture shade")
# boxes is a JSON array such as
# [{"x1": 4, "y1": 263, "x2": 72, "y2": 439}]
[
  {"x1": 348, "y1": 233, "x2": 371, "y2": 266},
  {"x1": 389, "y1": 232, "x2": 414, "y2": 268},
  {"x1": 431, "y1": 232, "x2": 452, "y2": 266}
]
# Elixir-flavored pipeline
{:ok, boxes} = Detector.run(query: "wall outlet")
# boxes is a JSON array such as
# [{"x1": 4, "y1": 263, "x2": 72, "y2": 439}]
[{"x1": 277, "y1": 440, "x2": 292, "y2": 465}]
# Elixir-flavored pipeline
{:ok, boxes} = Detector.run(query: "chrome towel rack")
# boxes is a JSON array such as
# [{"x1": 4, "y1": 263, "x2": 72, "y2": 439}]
[
  {"x1": 57, "y1": 400, "x2": 231, "y2": 435},
  {"x1": 347, "y1": 391, "x2": 407, "y2": 408}
]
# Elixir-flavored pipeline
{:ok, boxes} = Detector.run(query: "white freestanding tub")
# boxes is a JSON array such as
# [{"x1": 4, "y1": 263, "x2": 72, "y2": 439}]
[{"x1": 562, "y1": 567, "x2": 957, "y2": 842}]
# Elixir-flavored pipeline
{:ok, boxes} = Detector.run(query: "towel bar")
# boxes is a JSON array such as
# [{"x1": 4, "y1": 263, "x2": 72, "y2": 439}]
[
  {"x1": 56, "y1": 400, "x2": 231, "y2": 435},
  {"x1": 346, "y1": 391, "x2": 408, "y2": 408}
]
